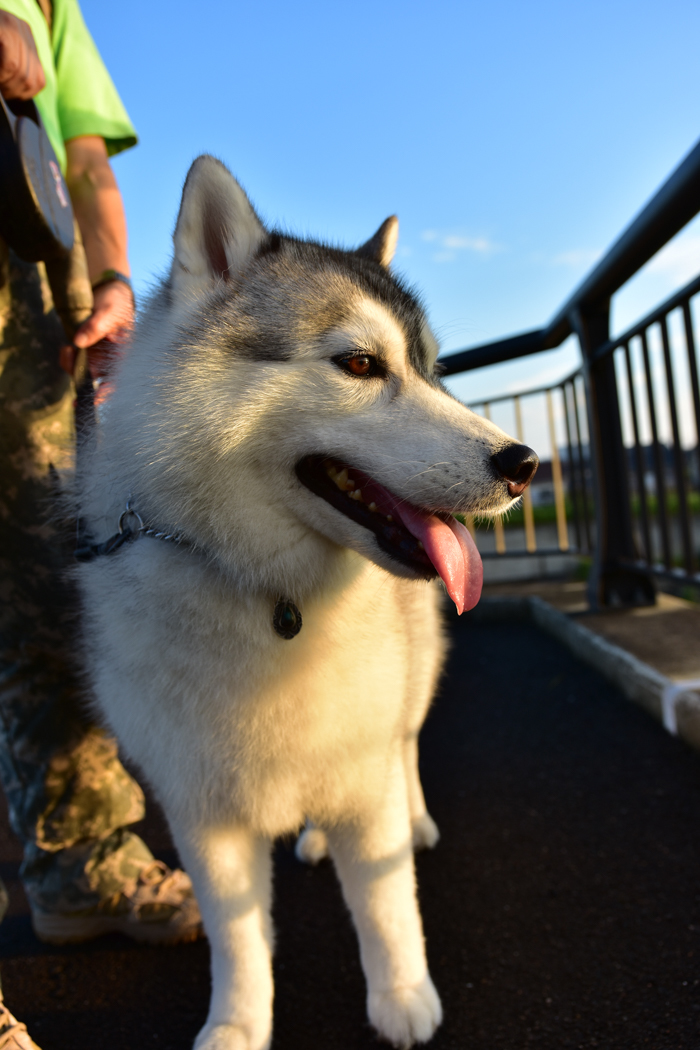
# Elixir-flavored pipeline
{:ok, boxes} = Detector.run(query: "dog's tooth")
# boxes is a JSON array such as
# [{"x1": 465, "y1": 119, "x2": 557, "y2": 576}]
[
  {"x1": 386, "y1": 515, "x2": 393, "y2": 522},
  {"x1": 368, "y1": 502, "x2": 377, "y2": 512},
  {"x1": 345, "y1": 477, "x2": 356, "y2": 491},
  {"x1": 349, "y1": 489, "x2": 363, "y2": 501},
  {"x1": 335, "y1": 468, "x2": 348, "y2": 490}
]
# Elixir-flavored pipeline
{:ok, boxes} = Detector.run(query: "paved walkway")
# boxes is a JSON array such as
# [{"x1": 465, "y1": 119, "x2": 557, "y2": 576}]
[{"x1": 2, "y1": 615, "x2": 700, "y2": 1049}]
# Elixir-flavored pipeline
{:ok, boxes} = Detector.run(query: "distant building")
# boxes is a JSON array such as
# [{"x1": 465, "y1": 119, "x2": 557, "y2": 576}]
[{"x1": 527, "y1": 459, "x2": 555, "y2": 506}]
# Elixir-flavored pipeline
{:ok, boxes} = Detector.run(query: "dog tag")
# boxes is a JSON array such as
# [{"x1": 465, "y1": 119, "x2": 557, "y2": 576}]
[{"x1": 273, "y1": 599, "x2": 302, "y2": 639}]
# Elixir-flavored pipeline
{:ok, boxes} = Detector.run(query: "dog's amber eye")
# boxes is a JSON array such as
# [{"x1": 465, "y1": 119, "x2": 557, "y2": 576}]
[
  {"x1": 336, "y1": 354, "x2": 379, "y2": 377},
  {"x1": 348, "y1": 355, "x2": 372, "y2": 376}
]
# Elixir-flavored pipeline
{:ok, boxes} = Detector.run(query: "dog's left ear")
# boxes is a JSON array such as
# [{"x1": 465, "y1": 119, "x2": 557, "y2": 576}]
[
  {"x1": 171, "y1": 155, "x2": 267, "y2": 300},
  {"x1": 356, "y1": 216, "x2": 399, "y2": 268}
]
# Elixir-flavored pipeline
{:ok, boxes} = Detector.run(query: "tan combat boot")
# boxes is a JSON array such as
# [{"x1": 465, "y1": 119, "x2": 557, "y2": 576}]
[{"x1": 31, "y1": 860, "x2": 203, "y2": 946}]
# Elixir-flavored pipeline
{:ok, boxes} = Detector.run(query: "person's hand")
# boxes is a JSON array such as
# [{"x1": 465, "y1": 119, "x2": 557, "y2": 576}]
[
  {"x1": 0, "y1": 11, "x2": 45, "y2": 99},
  {"x1": 59, "y1": 280, "x2": 134, "y2": 392}
]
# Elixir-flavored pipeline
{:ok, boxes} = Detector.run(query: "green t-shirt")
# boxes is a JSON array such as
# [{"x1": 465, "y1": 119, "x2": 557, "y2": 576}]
[{"x1": 1, "y1": 0, "x2": 137, "y2": 171}]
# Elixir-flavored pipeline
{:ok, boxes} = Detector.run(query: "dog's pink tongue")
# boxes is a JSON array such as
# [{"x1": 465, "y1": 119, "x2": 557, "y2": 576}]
[{"x1": 395, "y1": 504, "x2": 483, "y2": 615}]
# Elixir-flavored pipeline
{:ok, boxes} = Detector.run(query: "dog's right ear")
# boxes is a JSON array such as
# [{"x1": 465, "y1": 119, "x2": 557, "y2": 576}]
[
  {"x1": 171, "y1": 155, "x2": 267, "y2": 300},
  {"x1": 356, "y1": 216, "x2": 399, "y2": 268}
]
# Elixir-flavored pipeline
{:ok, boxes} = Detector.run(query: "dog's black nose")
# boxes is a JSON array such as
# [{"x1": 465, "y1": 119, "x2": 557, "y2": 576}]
[{"x1": 491, "y1": 444, "x2": 539, "y2": 497}]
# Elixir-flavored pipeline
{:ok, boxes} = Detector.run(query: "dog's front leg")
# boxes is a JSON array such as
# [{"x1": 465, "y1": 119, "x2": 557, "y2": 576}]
[
  {"x1": 174, "y1": 823, "x2": 274, "y2": 1050},
  {"x1": 327, "y1": 759, "x2": 442, "y2": 1048}
]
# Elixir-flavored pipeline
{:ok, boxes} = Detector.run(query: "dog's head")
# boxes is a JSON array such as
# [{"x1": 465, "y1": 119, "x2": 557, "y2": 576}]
[{"x1": 111, "y1": 156, "x2": 537, "y2": 609}]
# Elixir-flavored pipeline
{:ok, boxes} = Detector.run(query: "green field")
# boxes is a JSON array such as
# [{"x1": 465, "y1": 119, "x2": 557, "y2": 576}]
[{"x1": 462, "y1": 490, "x2": 700, "y2": 531}]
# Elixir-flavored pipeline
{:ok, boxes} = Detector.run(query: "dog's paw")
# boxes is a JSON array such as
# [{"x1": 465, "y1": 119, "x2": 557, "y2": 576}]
[
  {"x1": 411, "y1": 813, "x2": 440, "y2": 851},
  {"x1": 295, "y1": 826, "x2": 329, "y2": 865},
  {"x1": 194, "y1": 1023, "x2": 270, "y2": 1050},
  {"x1": 368, "y1": 975, "x2": 443, "y2": 1047}
]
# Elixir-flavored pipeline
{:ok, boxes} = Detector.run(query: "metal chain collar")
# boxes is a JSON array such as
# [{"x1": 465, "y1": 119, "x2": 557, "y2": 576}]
[{"x1": 74, "y1": 499, "x2": 303, "y2": 640}]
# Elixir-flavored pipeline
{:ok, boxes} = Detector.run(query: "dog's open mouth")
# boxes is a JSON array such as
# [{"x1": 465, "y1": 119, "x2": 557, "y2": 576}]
[{"x1": 295, "y1": 455, "x2": 483, "y2": 614}]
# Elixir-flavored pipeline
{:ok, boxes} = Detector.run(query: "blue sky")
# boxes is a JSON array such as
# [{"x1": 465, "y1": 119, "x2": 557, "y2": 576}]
[{"x1": 83, "y1": 0, "x2": 700, "y2": 418}]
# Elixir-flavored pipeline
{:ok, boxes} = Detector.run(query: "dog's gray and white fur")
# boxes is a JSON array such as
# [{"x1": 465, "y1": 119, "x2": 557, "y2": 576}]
[{"x1": 76, "y1": 156, "x2": 527, "y2": 1050}]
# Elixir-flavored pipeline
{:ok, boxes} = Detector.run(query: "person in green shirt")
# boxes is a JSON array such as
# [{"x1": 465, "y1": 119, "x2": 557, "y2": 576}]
[{"x1": 0, "y1": 6, "x2": 202, "y2": 1046}]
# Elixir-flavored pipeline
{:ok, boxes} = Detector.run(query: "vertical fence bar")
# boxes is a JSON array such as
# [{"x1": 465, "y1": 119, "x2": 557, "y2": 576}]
[
  {"x1": 682, "y1": 298, "x2": 700, "y2": 488},
  {"x1": 623, "y1": 340, "x2": 653, "y2": 564},
  {"x1": 562, "y1": 382, "x2": 583, "y2": 551},
  {"x1": 546, "y1": 389, "x2": 569, "y2": 551},
  {"x1": 572, "y1": 376, "x2": 593, "y2": 551},
  {"x1": 660, "y1": 314, "x2": 694, "y2": 573},
  {"x1": 514, "y1": 396, "x2": 537, "y2": 552},
  {"x1": 483, "y1": 402, "x2": 506, "y2": 554},
  {"x1": 640, "y1": 327, "x2": 672, "y2": 569},
  {"x1": 574, "y1": 301, "x2": 652, "y2": 606}
]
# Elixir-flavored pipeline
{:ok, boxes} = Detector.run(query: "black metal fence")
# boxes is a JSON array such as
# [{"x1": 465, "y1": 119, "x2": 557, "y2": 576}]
[
  {"x1": 459, "y1": 370, "x2": 593, "y2": 565},
  {"x1": 440, "y1": 138, "x2": 700, "y2": 608}
]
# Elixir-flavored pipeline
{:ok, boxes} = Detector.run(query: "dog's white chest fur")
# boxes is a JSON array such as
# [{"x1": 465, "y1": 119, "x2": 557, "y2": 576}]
[{"x1": 85, "y1": 541, "x2": 441, "y2": 840}]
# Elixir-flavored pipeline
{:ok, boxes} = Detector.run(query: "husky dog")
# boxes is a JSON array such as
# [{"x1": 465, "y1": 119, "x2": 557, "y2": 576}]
[{"x1": 75, "y1": 156, "x2": 537, "y2": 1050}]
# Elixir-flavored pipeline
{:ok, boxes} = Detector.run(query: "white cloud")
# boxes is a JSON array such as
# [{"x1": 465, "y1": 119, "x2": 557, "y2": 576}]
[
  {"x1": 443, "y1": 234, "x2": 496, "y2": 252},
  {"x1": 420, "y1": 228, "x2": 502, "y2": 259},
  {"x1": 553, "y1": 222, "x2": 698, "y2": 296}
]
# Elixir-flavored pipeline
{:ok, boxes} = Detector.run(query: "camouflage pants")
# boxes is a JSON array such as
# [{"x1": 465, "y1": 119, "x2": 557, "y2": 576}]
[{"x1": 0, "y1": 238, "x2": 156, "y2": 916}]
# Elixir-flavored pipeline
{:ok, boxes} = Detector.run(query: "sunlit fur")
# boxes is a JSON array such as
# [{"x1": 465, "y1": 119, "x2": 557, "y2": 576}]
[{"x1": 76, "y1": 156, "x2": 522, "y2": 1050}]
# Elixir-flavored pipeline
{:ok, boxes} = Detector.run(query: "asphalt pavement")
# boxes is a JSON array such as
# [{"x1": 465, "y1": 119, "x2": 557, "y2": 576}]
[{"x1": 3, "y1": 615, "x2": 700, "y2": 1050}]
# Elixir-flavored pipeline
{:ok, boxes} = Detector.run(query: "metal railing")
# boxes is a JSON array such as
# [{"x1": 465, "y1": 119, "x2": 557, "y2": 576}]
[
  {"x1": 440, "y1": 137, "x2": 700, "y2": 608},
  {"x1": 599, "y1": 274, "x2": 700, "y2": 586},
  {"x1": 462, "y1": 371, "x2": 594, "y2": 563}
]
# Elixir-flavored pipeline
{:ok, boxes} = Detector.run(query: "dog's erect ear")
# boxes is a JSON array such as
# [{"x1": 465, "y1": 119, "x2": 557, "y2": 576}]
[
  {"x1": 356, "y1": 216, "x2": 399, "y2": 268},
  {"x1": 171, "y1": 155, "x2": 267, "y2": 299}
]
